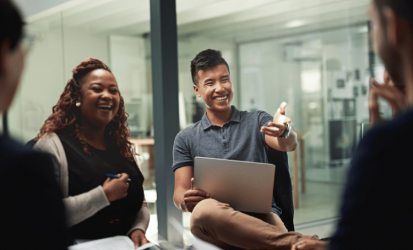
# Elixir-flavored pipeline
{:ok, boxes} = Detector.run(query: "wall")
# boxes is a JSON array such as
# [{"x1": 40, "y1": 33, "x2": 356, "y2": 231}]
[
  {"x1": 13, "y1": 0, "x2": 73, "y2": 18},
  {"x1": 8, "y1": 13, "x2": 109, "y2": 143}
]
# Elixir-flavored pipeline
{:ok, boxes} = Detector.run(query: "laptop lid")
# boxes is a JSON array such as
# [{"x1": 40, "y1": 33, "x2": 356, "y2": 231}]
[{"x1": 193, "y1": 157, "x2": 275, "y2": 214}]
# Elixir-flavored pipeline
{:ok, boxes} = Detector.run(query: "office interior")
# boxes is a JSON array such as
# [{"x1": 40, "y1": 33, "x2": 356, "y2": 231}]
[{"x1": 4, "y1": 0, "x2": 393, "y2": 245}]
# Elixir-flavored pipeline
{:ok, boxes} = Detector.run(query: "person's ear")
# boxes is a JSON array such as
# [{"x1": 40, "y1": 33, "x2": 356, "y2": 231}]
[
  {"x1": 193, "y1": 84, "x2": 201, "y2": 97},
  {"x1": 383, "y1": 6, "x2": 409, "y2": 47}
]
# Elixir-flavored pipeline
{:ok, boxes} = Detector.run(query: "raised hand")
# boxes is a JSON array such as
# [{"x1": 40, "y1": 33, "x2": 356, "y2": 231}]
[
  {"x1": 102, "y1": 173, "x2": 129, "y2": 202},
  {"x1": 182, "y1": 178, "x2": 211, "y2": 212},
  {"x1": 369, "y1": 74, "x2": 407, "y2": 128},
  {"x1": 260, "y1": 102, "x2": 291, "y2": 138}
]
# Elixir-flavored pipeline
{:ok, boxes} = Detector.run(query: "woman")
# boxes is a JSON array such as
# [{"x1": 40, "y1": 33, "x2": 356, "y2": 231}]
[{"x1": 34, "y1": 58, "x2": 150, "y2": 247}]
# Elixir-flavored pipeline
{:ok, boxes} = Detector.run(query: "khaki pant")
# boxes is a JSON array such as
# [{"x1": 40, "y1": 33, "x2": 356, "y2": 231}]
[{"x1": 190, "y1": 199, "x2": 318, "y2": 250}]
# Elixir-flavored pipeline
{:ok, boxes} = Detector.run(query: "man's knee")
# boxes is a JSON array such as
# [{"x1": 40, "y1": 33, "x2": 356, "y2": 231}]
[
  {"x1": 191, "y1": 199, "x2": 219, "y2": 223},
  {"x1": 190, "y1": 199, "x2": 225, "y2": 232}
]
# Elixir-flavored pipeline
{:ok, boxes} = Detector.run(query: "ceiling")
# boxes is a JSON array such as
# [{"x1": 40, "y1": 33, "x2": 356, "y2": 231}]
[{"x1": 35, "y1": 0, "x2": 371, "y2": 43}]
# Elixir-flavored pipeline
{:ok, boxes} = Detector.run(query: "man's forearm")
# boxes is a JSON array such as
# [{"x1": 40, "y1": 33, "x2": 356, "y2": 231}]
[
  {"x1": 266, "y1": 130, "x2": 297, "y2": 152},
  {"x1": 173, "y1": 190, "x2": 188, "y2": 212}
]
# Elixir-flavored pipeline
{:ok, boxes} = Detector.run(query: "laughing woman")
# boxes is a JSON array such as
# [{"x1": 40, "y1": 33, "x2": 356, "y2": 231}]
[{"x1": 34, "y1": 58, "x2": 149, "y2": 247}]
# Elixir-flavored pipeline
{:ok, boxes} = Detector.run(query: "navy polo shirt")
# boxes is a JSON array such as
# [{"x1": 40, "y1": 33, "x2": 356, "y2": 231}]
[
  {"x1": 172, "y1": 106, "x2": 273, "y2": 171},
  {"x1": 172, "y1": 106, "x2": 282, "y2": 215}
]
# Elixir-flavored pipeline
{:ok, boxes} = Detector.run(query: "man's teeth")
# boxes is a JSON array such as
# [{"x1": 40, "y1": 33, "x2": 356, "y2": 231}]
[{"x1": 215, "y1": 96, "x2": 227, "y2": 101}]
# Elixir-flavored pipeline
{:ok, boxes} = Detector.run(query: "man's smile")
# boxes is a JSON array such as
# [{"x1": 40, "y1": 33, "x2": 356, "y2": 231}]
[{"x1": 213, "y1": 95, "x2": 228, "y2": 101}]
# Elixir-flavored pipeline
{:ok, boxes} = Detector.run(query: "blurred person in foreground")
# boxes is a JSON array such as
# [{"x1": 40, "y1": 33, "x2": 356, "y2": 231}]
[
  {"x1": 34, "y1": 58, "x2": 150, "y2": 248},
  {"x1": 0, "y1": 0, "x2": 68, "y2": 249},
  {"x1": 292, "y1": 0, "x2": 413, "y2": 249}
]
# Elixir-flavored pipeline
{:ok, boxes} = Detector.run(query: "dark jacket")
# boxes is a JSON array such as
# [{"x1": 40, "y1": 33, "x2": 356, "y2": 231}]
[
  {"x1": 330, "y1": 108, "x2": 413, "y2": 249},
  {"x1": 0, "y1": 135, "x2": 68, "y2": 249}
]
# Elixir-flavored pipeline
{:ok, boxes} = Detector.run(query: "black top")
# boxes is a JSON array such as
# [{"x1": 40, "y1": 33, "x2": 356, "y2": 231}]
[
  {"x1": 56, "y1": 127, "x2": 144, "y2": 239},
  {"x1": 330, "y1": 108, "x2": 413, "y2": 250},
  {"x1": 0, "y1": 135, "x2": 69, "y2": 249}
]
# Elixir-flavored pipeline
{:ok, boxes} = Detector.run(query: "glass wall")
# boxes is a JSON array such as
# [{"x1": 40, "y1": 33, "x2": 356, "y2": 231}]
[
  {"x1": 175, "y1": 0, "x2": 372, "y2": 228},
  {"x1": 8, "y1": 0, "x2": 158, "y2": 238},
  {"x1": 8, "y1": 0, "x2": 385, "y2": 243}
]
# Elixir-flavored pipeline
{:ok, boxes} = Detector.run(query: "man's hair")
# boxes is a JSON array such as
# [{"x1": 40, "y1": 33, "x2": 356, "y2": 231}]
[
  {"x1": 190, "y1": 49, "x2": 230, "y2": 85},
  {"x1": 0, "y1": 0, "x2": 24, "y2": 51},
  {"x1": 374, "y1": 0, "x2": 413, "y2": 29}
]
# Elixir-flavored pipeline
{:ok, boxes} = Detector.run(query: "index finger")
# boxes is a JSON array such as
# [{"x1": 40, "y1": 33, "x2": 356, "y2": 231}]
[
  {"x1": 119, "y1": 173, "x2": 129, "y2": 181},
  {"x1": 185, "y1": 189, "x2": 211, "y2": 198}
]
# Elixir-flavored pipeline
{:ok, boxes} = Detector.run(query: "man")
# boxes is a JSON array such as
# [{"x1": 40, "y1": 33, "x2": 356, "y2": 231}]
[
  {"x1": 172, "y1": 49, "x2": 317, "y2": 249},
  {"x1": 0, "y1": 0, "x2": 68, "y2": 249},
  {"x1": 292, "y1": 0, "x2": 413, "y2": 249}
]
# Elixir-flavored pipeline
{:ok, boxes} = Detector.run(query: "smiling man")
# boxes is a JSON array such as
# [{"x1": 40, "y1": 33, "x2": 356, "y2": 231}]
[{"x1": 172, "y1": 49, "x2": 317, "y2": 249}]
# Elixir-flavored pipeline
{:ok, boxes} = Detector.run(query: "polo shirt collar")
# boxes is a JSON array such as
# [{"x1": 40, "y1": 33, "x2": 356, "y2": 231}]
[{"x1": 201, "y1": 106, "x2": 241, "y2": 131}]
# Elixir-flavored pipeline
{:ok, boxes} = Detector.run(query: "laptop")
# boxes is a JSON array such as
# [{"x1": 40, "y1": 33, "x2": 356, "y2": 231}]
[{"x1": 193, "y1": 157, "x2": 275, "y2": 214}]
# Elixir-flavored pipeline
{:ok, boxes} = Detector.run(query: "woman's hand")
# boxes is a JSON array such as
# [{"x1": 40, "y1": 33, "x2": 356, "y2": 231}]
[
  {"x1": 102, "y1": 173, "x2": 129, "y2": 202},
  {"x1": 130, "y1": 229, "x2": 150, "y2": 249}
]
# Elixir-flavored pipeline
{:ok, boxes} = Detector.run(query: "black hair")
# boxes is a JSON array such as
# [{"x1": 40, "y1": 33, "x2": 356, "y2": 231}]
[
  {"x1": 190, "y1": 49, "x2": 230, "y2": 85},
  {"x1": 374, "y1": 0, "x2": 413, "y2": 29},
  {"x1": 0, "y1": 0, "x2": 24, "y2": 51}
]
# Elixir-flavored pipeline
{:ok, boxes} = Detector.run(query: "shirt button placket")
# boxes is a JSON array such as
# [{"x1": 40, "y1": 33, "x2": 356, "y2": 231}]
[{"x1": 223, "y1": 126, "x2": 229, "y2": 153}]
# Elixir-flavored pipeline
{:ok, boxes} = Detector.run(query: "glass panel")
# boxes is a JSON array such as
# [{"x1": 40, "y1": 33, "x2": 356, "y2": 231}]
[
  {"x1": 13, "y1": 0, "x2": 158, "y2": 240},
  {"x1": 8, "y1": 12, "x2": 65, "y2": 143},
  {"x1": 60, "y1": 0, "x2": 157, "y2": 237},
  {"x1": 177, "y1": 0, "x2": 371, "y2": 232}
]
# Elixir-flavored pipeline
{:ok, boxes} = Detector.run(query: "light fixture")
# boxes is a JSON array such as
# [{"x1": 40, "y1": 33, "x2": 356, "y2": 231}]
[{"x1": 286, "y1": 20, "x2": 307, "y2": 28}]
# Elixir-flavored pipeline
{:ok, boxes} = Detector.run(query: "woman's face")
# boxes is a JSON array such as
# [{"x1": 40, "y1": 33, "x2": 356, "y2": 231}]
[{"x1": 79, "y1": 69, "x2": 120, "y2": 129}]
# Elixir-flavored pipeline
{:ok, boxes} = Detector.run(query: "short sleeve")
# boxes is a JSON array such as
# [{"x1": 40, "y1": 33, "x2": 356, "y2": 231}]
[
  {"x1": 258, "y1": 111, "x2": 273, "y2": 145},
  {"x1": 172, "y1": 131, "x2": 194, "y2": 172},
  {"x1": 258, "y1": 111, "x2": 274, "y2": 128}
]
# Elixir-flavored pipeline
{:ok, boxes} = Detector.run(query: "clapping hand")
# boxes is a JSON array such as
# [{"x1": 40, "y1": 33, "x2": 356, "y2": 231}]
[{"x1": 260, "y1": 102, "x2": 291, "y2": 137}]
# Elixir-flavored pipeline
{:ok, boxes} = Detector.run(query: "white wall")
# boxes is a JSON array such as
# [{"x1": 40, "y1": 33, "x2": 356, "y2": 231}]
[
  {"x1": 8, "y1": 13, "x2": 109, "y2": 143},
  {"x1": 8, "y1": 13, "x2": 65, "y2": 142}
]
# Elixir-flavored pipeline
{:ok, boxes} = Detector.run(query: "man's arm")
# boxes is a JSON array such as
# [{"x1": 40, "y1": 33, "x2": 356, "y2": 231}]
[
  {"x1": 173, "y1": 166, "x2": 211, "y2": 212},
  {"x1": 261, "y1": 102, "x2": 297, "y2": 152},
  {"x1": 173, "y1": 166, "x2": 193, "y2": 212},
  {"x1": 264, "y1": 129, "x2": 297, "y2": 152}
]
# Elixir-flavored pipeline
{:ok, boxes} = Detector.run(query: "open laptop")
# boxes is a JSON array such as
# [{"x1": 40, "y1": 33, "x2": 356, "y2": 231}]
[{"x1": 193, "y1": 157, "x2": 275, "y2": 214}]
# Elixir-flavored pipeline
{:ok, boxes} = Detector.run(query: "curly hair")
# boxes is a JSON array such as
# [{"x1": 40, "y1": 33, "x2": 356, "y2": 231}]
[{"x1": 35, "y1": 58, "x2": 136, "y2": 162}]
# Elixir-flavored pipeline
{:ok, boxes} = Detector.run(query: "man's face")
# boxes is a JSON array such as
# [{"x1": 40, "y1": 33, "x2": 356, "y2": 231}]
[
  {"x1": 0, "y1": 43, "x2": 25, "y2": 113},
  {"x1": 193, "y1": 64, "x2": 233, "y2": 113},
  {"x1": 369, "y1": 1, "x2": 403, "y2": 86}
]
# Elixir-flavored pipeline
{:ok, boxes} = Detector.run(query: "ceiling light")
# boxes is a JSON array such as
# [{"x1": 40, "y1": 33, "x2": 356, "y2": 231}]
[{"x1": 286, "y1": 20, "x2": 307, "y2": 28}]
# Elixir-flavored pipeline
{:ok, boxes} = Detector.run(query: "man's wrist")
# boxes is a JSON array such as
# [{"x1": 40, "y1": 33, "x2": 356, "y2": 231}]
[{"x1": 279, "y1": 123, "x2": 291, "y2": 138}]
